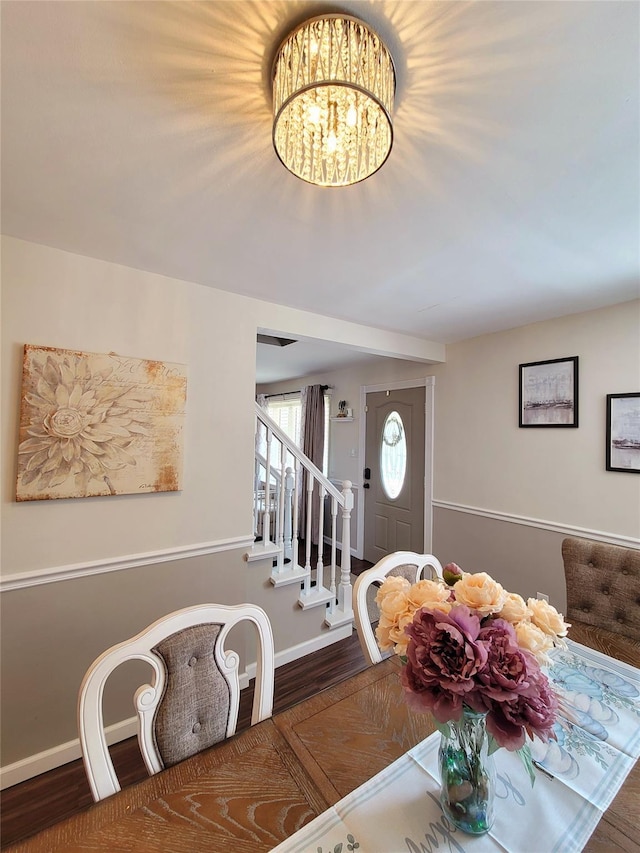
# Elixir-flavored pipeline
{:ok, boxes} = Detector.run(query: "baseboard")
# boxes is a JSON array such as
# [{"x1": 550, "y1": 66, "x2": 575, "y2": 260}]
[
  {"x1": 0, "y1": 715, "x2": 139, "y2": 791},
  {"x1": 0, "y1": 629, "x2": 354, "y2": 791},
  {"x1": 245, "y1": 624, "x2": 353, "y2": 680}
]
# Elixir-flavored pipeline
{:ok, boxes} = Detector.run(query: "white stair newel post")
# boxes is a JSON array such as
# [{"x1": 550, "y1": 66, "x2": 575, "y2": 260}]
[
  {"x1": 275, "y1": 442, "x2": 286, "y2": 572},
  {"x1": 263, "y1": 429, "x2": 272, "y2": 545},
  {"x1": 284, "y1": 466, "x2": 294, "y2": 561},
  {"x1": 338, "y1": 480, "x2": 354, "y2": 615},
  {"x1": 292, "y1": 458, "x2": 300, "y2": 571},
  {"x1": 327, "y1": 495, "x2": 338, "y2": 615},
  {"x1": 316, "y1": 484, "x2": 325, "y2": 579},
  {"x1": 302, "y1": 473, "x2": 314, "y2": 595},
  {"x1": 254, "y1": 462, "x2": 258, "y2": 537}
]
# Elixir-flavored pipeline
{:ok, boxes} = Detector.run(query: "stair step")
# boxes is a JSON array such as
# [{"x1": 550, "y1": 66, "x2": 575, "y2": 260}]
[
  {"x1": 298, "y1": 585, "x2": 334, "y2": 610},
  {"x1": 324, "y1": 608, "x2": 355, "y2": 629},
  {"x1": 270, "y1": 566, "x2": 309, "y2": 588}
]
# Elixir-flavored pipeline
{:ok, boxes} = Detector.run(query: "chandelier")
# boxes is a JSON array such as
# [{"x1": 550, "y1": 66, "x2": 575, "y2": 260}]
[{"x1": 272, "y1": 14, "x2": 395, "y2": 187}]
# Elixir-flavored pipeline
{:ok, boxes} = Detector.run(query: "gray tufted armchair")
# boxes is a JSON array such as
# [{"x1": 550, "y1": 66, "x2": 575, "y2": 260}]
[{"x1": 562, "y1": 537, "x2": 640, "y2": 644}]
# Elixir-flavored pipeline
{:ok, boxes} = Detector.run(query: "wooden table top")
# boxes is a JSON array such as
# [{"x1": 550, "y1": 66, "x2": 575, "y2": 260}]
[{"x1": 7, "y1": 625, "x2": 639, "y2": 853}]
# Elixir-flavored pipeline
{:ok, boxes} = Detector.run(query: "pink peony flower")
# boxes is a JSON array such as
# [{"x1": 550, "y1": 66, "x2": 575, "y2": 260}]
[
  {"x1": 473, "y1": 618, "x2": 535, "y2": 703},
  {"x1": 483, "y1": 666, "x2": 559, "y2": 750},
  {"x1": 403, "y1": 605, "x2": 488, "y2": 723},
  {"x1": 401, "y1": 664, "x2": 465, "y2": 721}
]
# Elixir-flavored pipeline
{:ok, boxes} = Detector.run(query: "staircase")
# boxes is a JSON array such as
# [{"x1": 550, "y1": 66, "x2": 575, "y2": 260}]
[{"x1": 252, "y1": 403, "x2": 354, "y2": 629}]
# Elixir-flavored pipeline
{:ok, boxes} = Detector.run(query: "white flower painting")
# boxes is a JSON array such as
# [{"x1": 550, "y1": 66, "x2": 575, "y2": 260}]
[{"x1": 16, "y1": 345, "x2": 187, "y2": 501}]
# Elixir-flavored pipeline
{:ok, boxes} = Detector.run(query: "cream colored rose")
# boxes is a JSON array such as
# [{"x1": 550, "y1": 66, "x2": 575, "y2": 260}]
[
  {"x1": 453, "y1": 572, "x2": 507, "y2": 614},
  {"x1": 378, "y1": 589, "x2": 410, "y2": 623},
  {"x1": 375, "y1": 575, "x2": 410, "y2": 607},
  {"x1": 526, "y1": 598, "x2": 570, "y2": 638},
  {"x1": 375, "y1": 610, "x2": 414, "y2": 655},
  {"x1": 408, "y1": 579, "x2": 452, "y2": 611},
  {"x1": 515, "y1": 620, "x2": 554, "y2": 664},
  {"x1": 375, "y1": 620, "x2": 395, "y2": 652},
  {"x1": 390, "y1": 611, "x2": 416, "y2": 656},
  {"x1": 499, "y1": 592, "x2": 528, "y2": 625}
]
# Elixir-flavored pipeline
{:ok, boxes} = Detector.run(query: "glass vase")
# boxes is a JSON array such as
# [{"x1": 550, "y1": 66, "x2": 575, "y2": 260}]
[{"x1": 438, "y1": 707, "x2": 496, "y2": 835}]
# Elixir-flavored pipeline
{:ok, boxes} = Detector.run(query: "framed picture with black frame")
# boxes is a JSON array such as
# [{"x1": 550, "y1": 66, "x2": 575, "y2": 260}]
[
  {"x1": 606, "y1": 393, "x2": 640, "y2": 473},
  {"x1": 519, "y1": 356, "x2": 579, "y2": 428}
]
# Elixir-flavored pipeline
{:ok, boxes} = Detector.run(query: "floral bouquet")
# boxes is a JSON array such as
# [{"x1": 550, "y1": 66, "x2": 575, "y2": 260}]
[{"x1": 375, "y1": 563, "x2": 570, "y2": 834}]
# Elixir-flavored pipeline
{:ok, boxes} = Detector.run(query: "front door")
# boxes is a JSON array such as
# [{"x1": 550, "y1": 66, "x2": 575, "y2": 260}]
[{"x1": 363, "y1": 386, "x2": 425, "y2": 564}]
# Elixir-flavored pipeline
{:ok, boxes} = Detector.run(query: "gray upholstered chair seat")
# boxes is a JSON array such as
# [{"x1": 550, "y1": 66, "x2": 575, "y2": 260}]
[
  {"x1": 562, "y1": 537, "x2": 640, "y2": 643},
  {"x1": 78, "y1": 603, "x2": 274, "y2": 802}
]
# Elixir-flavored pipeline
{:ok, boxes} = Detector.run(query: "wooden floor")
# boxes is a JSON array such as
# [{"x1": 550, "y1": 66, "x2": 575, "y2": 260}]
[{"x1": 0, "y1": 555, "x2": 373, "y2": 849}]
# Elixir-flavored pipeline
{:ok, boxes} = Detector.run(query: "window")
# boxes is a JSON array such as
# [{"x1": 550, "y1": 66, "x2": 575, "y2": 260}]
[
  {"x1": 267, "y1": 398, "x2": 302, "y2": 448},
  {"x1": 266, "y1": 393, "x2": 330, "y2": 476},
  {"x1": 380, "y1": 410, "x2": 406, "y2": 499}
]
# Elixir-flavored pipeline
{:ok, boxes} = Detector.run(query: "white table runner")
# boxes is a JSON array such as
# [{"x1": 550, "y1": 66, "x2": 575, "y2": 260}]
[{"x1": 271, "y1": 640, "x2": 640, "y2": 853}]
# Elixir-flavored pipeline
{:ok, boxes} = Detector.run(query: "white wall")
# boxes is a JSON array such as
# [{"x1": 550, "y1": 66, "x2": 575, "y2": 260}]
[
  {"x1": 2, "y1": 238, "x2": 257, "y2": 573},
  {"x1": 1, "y1": 235, "x2": 637, "y2": 781},
  {"x1": 260, "y1": 301, "x2": 640, "y2": 607},
  {"x1": 0, "y1": 236, "x2": 442, "y2": 778},
  {"x1": 263, "y1": 301, "x2": 640, "y2": 541},
  {"x1": 2, "y1": 236, "x2": 441, "y2": 577},
  {"x1": 435, "y1": 302, "x2": 640, "y2": 537}
]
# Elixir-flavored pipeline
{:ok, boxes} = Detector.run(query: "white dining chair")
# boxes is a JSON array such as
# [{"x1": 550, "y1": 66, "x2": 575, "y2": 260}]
[
  {"x1": 78, "y1": 602, "x2": 275, "y2": 802},
  {"x1": 353, "y1": 551, "x2": 444, "y2": 665}
]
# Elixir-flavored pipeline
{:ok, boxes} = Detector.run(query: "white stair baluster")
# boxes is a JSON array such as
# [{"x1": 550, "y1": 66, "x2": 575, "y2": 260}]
[
  {"x1": 337, "y1": 480, "x2": 354, "y2": 616},
  {"x1": 292, "y1": 458, "x2": 300, "y2": 571},
  {"x1": 327, "y1": 495, "x2": 338, "y2": 615},
  {"x1": 301, "y1": 473, "x2": 314, "y2": 596},
  {"x1": 275, "y1": 442, "x2": 286, "y2": 572},
  {"x1": 316, "y1": 483, "x2": 325, "y2": 582},
  {"x1": 284, "y1": 466, "x2": 294, "y2": 561}
]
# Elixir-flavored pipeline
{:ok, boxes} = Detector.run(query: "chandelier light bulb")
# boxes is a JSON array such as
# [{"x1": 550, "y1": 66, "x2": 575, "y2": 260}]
[{"x1": 272, "y1": 14, "x2": 395, "y2": 187}]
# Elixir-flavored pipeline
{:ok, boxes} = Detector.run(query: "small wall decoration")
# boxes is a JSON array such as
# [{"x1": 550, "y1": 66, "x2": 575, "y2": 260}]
[
  {"x1": 606, "y1": 393, "x2": 640, "y2": 474},
  {"x1": 16, "y1": 344, "x2": 187, "y2": 501},
  {"x1": 519, "y1": 356, "x2": 578, "y2": 428}
]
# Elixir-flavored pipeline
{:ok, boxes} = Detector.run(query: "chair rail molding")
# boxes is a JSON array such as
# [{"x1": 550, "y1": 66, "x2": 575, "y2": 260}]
[
  {"x1": 433, "y1": 500, "x2": 640, "y2": 549},
  {"x1": 0, "y1": 535, "x2": 256, "y2": 593}
]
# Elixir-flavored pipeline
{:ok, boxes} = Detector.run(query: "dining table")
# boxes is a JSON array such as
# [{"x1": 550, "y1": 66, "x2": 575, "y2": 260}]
[{"x1": 6, "y1": 622, "x2": 639, "y2": 853}]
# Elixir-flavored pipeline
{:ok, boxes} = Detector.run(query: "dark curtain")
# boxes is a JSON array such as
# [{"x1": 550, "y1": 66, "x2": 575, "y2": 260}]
[{"x1": 300, "y1": 385, "x2": 325, "y2": 545}]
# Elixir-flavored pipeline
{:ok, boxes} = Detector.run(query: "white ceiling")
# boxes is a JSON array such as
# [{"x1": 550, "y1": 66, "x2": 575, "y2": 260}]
[
  {"x1": 2, "y1": 1, "x2": 639, "y2": 384},
  {"x1": 256, "y1": 336, "x2": 390, "y2": 384}
]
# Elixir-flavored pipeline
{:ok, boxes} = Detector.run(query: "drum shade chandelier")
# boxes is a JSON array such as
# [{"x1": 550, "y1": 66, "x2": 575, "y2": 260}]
[{"x1": 272, "y1": 14, "x2": 395, "y2": 187}]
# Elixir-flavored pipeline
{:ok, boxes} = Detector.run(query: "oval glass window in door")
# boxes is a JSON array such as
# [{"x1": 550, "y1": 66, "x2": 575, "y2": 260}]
[{"x1": 380, "y1": 411, "x2": 406, "y2": 499}]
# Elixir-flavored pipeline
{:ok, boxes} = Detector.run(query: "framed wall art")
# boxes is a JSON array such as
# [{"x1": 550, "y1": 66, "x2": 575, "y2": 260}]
[
  {"x1": 519, "y1": 356, "x2": 578, "y2": 428},
  {"x1": 606, "y1": 393, "x2": 640, "y2": 474},
  {"x1": 16, "y1": 344, "x2": 187, "y2": 501}
]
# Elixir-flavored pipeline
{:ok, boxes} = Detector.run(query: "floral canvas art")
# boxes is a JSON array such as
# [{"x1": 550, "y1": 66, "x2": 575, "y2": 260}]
[{"x1": 16, "y1": 344, "x2": 187, "y2": 501}]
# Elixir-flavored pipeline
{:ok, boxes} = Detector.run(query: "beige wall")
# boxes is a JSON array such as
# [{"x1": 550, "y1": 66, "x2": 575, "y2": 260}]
[
  {"x1": 0, "y1": 236, "x2": 439, "y2": 777},
  {"x1": 434, "y1": 302, "x2": 640, "y2": 535},
  {"x1": 260, "y1": 301, "x2": 640, "y2": 609},
  {"x1": 2, "y1": 237, "x2": 442, "y2": 577},
  {"x1": 2, "y1": 238, "x2": 257, "y2": 572},
  {"x1": 1, "y1": 235, "x2": 638, "y2": 780},
  {"x1": 263, "y1": 301, "x2": 640, "y2": 539}
]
